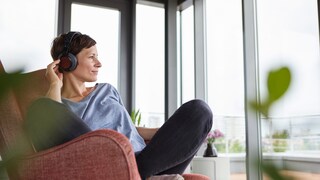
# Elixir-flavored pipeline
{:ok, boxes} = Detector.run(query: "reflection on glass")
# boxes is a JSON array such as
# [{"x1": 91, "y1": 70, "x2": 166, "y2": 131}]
[
  {"x1": 206, "y1": 0, "x2": 246, "y2": 179},
  {"x1": 71, "y1": 3, "x2": 119, "y2": 88},
  {"x1": 257, "y1": 0, "x2": 320, "y2": 179},
  {"x1": 135, "y1": 4, "x2": 164, "y2": 127},
  {"x1": 180, "y1": 6, "x2": 195, "y2": 103},
  {"x1": 0, "y1": 0, "x2": 57, "y2": 72}
]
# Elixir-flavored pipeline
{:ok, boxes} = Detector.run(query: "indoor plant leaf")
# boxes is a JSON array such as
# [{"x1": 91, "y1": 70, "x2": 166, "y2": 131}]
[
  {"x1": 267, "y1": 67, "x2": 291, "y2": 102},
  {"x1": 0, "y1": 70, "x2": 24, "y2": 99}
]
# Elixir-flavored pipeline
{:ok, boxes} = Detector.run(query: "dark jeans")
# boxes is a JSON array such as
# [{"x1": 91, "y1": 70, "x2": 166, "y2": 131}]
[
  {"x1": 24, "y1": 98, "x2": 213, "y2": 179},
  {"x1": 136, "y1": 99, "x2": 213, "y2": 178}
]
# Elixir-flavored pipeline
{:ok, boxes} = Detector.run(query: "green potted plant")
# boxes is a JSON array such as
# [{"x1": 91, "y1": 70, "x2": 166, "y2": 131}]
[{"x1": 130, "y1": 109, "x2": 142, "y2": 126}]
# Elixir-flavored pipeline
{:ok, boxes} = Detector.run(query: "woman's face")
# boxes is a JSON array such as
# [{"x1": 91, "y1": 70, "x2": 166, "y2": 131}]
[{"x1": 71, "y1": 45, "x2": 101, "y2": 82}]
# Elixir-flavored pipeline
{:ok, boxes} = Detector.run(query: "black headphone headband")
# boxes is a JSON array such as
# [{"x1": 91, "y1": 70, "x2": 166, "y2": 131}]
[{"x1": 62, "y1": 31, "x2": 81, "y2": 55}]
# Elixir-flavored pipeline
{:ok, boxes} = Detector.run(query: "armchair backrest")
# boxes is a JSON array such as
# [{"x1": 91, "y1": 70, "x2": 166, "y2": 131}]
[{"x1": 0, "y1": 61, "x2": 49, "y2": 158}]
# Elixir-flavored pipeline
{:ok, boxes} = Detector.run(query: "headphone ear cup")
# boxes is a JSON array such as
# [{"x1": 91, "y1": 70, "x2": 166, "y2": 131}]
[
  {"x1": 59, "y1": 53, "x2": 78, "y2": 72},
  {"x1": 67, "y1": 53, "x2": 78, "y2": 71}
]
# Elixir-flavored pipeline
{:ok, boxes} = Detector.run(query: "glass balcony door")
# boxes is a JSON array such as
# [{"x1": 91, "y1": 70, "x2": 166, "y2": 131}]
[
  {"x1": 206, "y1": 0, "x2": 247, "y2": 179},
  {"x1": 257, "y1": 0, "x2": 320, "y2": 179}
]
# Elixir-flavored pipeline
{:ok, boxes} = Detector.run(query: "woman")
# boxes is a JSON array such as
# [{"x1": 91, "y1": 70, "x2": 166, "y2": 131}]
[{"x1": 24, "y1": 31, "x2": 213, "y2": 179}]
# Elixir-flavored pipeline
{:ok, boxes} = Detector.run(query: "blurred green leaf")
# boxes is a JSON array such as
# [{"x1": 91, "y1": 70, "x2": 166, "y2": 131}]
[
  {"x1": 250, "y1": 101, "x2": 270, "y2": 118},
  {"x1": 0, "y1": 70, "x2": 25, "y2": 173},
  {"x1": 130, "y1": 110, "x2": 136, "y2": 125},
  {"x1": 137, "y1": 113, "x2": 141, "y2": 127},
  {"x1": 131, "y1": 109, "x2": 142, "y2": 126},
  {"x1": 0, "y1": 70, "x2": 25, "y2": 99},
  {"x1": 268, "y1": 67, "x2": 291, "y2": 102},
  {"x1": 250, "y1": 66, "x2": 291, "y2": 118},
  {"x1": 262, "y1": 162, "x2": 294, "y2": 180}
]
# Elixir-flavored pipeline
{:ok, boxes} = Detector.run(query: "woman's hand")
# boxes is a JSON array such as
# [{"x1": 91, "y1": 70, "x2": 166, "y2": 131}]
[
  {"x1": 45, "y1": 60, "x2": 63, "y2": 102},
  {"x1": 46, "y1": 60, "x2": 63, "y2": 88},
  {"x1": 136, "y1": 127, "x2": 159, "y2": 141}
]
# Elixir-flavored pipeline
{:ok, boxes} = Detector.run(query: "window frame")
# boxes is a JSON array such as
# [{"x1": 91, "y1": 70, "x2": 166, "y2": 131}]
[{"x1": 58, "y1": 0, "x2": 134, "y2": 110}]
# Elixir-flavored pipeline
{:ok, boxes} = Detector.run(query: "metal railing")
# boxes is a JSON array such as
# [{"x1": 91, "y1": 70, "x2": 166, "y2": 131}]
[{"x1": 139, "y1": 113, "x2": 320, "y2": 154}]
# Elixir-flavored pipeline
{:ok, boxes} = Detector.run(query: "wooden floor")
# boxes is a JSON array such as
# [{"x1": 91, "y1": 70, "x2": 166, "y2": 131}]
[{"x1": 231, "y1": 171, "x2": 320, "y2": 180}]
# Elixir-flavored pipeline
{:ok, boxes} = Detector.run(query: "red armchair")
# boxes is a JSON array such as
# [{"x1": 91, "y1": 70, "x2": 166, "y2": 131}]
[{"x1": 0, "y1": 61, "x2": 209, "y2": 180}]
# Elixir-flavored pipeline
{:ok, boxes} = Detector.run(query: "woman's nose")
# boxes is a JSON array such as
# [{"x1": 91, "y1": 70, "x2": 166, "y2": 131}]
[{"x1": 95, "y1": 59, "x2": 102, "y2": 68}]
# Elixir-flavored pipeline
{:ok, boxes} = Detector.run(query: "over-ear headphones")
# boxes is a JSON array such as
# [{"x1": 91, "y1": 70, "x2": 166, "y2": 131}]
[{"x1": 58, "y1": 31, "x2": 82, "y2": 72}]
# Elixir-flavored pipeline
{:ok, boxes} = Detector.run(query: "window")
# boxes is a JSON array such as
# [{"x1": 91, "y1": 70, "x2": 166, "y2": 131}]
[
  {"x1": 206, "y1": 0, "x2": 246, "y2": 178},
  {"x1": 71, "y1": 3, "x2": 120, "y2": 88},
  {"x1": 135, "y1": 4, "x2": 165, "y2": 127},
  {"x1": 0, "y1": 0, "x2": 57, "y2": 72},
  {"x1": 257, "y1": 0, "x2": 320, "y2": 176},
  {"x1": 206, "y1": 0, "x2": 245, "y2": 155}
]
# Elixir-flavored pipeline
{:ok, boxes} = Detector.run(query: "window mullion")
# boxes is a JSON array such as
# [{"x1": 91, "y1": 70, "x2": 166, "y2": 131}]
[
  {"x1": 193, "y1": 0, "x2": 207, "y2": 101},
  {"x1": 242, "y1": 0, "x2": 262, "y2": 179}
]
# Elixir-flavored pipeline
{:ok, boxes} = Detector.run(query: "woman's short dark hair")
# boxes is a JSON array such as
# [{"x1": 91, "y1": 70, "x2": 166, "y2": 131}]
[{"x1": 50, "y1": 32, "x2": 96, "y2": 60}]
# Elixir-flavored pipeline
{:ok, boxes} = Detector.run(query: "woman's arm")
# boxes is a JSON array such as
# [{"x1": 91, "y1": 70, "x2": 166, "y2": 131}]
[
  {"x1": 136, "y1": 127, "x2": 159, "y2": 141},
  {"x1": 45, "y1": 60, "x2": 63, "y2": 103}
]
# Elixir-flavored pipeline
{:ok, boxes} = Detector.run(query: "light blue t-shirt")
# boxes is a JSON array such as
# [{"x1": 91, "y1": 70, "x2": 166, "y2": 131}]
[{"x1": 62, "y1": 83, "x2": 146, "y2": 153}]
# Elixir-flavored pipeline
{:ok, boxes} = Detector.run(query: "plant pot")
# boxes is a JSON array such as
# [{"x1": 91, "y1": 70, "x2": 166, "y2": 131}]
[{"x1": 203, "y1": 143, "x2": 218, "y2": 157}]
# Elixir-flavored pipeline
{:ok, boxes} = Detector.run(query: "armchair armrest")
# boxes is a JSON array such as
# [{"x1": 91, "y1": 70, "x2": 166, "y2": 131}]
[{"x1": 15, "y1": 129, "x2": 141, "y2": 180}]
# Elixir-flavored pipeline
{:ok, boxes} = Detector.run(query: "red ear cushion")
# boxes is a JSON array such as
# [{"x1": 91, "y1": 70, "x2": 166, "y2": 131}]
[{"x1": 60, "y1": 56, "x2": 72, "y2": 69}]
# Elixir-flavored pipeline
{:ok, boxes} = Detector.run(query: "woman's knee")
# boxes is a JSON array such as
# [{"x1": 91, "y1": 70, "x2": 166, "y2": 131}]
[
  {"x1": 184, "y1": 99, "x2": 213, "y2": 116},
  {"x1": 181, "y1": 99, "x2": 213, "y2": 126}
]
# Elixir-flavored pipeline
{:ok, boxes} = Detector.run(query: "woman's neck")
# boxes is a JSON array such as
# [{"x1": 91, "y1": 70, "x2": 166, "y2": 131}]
[{"x1": 61, "y1": 78, "x2": 95, "y2": 102}]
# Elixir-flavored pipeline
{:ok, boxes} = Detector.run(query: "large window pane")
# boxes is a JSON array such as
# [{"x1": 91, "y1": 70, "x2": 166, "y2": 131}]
[
  {"x1": 180, "y1": 6, "x2": 195, "y2": 104},
  {"x1": 135, "y1": 4, "x2": 164, "y2": 127},
  {"x1": 71, "y1": 3, "x2": 119, "y2": 88},
  {"x1": 206, "y1": 0, "x2": 246, "y2": 179},
  {"x1": 0, "y1": 0, "x2": 57, "y2": 72},
  {"x1": 257, "y1": 0, "x2": 320, "y2": 178}
]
